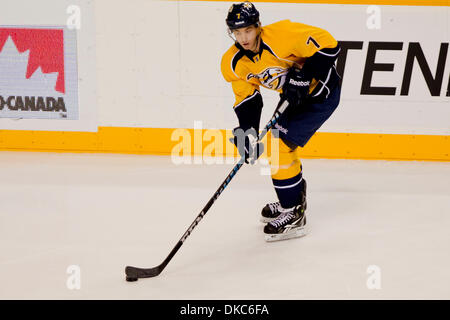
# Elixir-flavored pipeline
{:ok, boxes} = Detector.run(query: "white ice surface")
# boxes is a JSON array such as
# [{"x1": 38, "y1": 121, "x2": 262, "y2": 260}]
[{"x1": 0, "y1": 152, "x2": 449, "y2": 299}]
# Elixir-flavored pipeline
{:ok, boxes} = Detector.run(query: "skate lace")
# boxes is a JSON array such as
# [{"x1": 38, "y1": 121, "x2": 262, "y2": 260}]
[
  {"x1": 270, "y1": 211, "x2": 294, "y2": 228},
  {"x1": 268, "y1": 202, "x2": 280, "y2": 213}
]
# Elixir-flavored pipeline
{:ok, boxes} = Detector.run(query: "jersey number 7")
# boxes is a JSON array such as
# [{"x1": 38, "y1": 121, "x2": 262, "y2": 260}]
[{"x1": 306, "y1": 36, "x2": 320, "y2": 49}]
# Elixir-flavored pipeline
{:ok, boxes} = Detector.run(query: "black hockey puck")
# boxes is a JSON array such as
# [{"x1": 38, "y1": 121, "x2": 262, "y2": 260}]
[{"x1": 126, "y1": 276, "x2": 138, "y2": 282}]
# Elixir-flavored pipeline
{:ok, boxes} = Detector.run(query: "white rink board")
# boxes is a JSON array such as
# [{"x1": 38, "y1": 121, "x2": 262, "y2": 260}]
[
  {"x1": 92, "y1": 0, "x2": 449, "y2": 135},
  {"x1": 0, "y1": 0, "x2": 97, "y2": 132},
  {"x1": 0, "y1": 0, "x2": 448, "y2": 134}
]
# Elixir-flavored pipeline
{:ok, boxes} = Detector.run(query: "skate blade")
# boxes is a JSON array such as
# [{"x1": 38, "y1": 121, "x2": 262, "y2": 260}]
[{"x1": 264, "y1": 226, "x2": 308, "y2": 242}]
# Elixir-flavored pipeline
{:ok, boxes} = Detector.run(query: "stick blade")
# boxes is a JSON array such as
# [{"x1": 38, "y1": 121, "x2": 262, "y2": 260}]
[{"x1": 125, "y1": 265, "x2": 162, "y2": 281}]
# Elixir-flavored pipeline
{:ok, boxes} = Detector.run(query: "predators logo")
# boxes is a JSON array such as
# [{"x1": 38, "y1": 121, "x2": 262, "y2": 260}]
[{"x1": 247, "y1": 67, "x2": 288, "y2": 90}]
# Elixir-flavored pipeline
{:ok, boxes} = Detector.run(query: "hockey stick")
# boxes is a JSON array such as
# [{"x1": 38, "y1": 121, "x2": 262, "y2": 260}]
[{"x1": 125, "y1": 100, "x2": 290, "y2": 281}]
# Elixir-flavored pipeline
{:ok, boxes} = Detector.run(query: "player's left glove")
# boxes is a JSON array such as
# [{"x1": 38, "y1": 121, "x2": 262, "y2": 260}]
[
  {"x1": 282, "y1": 67, "x2": 312, "y2": 108},
  {"x1": 230, "y1": 126, "x2": 264, "y2": 165}
]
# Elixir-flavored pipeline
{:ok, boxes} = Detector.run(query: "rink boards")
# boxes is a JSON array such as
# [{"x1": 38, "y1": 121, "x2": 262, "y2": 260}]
[{"x1": 0, "y1": 0, "x2": 449, "y2": 160}]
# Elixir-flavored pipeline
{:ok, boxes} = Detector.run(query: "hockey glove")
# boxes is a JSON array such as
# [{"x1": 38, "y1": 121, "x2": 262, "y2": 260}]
[
  {"x1": 231, "y1": 127, "x2": 264, "y2": 165},
  {"x1": 282, "y1": 67, "x2": 312, "y2": 108}
]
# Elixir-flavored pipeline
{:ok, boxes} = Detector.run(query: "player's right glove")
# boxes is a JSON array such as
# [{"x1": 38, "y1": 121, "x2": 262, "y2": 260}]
[
  {"x1": 281, "y1": 67, "x2": 312, "y2": 108},
  {"x1": 230, "y1": 126, "x2": 264, "y2": 165}
]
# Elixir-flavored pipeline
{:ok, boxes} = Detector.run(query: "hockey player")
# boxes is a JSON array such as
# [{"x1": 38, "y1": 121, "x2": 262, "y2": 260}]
[{"x1": 221, "y1": 2, "x2": 341, "y2": 241}]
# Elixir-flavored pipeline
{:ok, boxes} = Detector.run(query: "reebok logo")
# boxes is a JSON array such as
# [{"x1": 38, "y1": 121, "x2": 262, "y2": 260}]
[
  {"x1": 274, "y1": 123, "x2": 288, "y2": 134},
  {"x1": 289, "y1": 79, "x2": 310, "y2": 86}
]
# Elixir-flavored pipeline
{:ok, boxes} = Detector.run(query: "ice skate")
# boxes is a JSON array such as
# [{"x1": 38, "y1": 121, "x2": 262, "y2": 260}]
[
  {"x1": 261, "y1": 201, "x2": 283, "y2": 223},
  {"x1": 263, "y1": 203, "x2": 307, "y2": 242},
  {"x1": 261, "y1": 179, "x2": 307, "y2": 223}
]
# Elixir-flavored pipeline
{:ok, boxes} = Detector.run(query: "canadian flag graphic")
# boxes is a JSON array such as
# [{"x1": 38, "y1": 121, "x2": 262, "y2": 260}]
[
  {"x1": 0, "y1": 26, "x2": 78, "y2": 120},
  {"x1": 0, "y1": 28, "x2": 65, "y2": 93}
]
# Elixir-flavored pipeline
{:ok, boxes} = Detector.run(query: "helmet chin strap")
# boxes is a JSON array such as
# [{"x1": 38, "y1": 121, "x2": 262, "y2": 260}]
[
  {"x1": 255, "y1": 29, "x2": 261, "y2": 52},
  {"x1": 251, "y1": 27, "x2": 262, "y2": 53},
  {"x1": 227, "y1": 28, "x2": 237, "y2": 42}
]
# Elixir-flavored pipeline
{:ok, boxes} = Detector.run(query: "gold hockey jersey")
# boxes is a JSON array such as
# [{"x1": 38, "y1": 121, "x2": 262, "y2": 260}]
[{"x1": 221, "y1": 19, "x2": 338, "y2": 108}]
